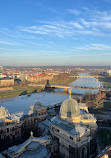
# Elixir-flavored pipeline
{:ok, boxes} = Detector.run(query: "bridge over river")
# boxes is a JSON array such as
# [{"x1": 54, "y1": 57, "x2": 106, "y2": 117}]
[
  {"x1": 28, "y1": 83, "x2": 104, "y2": 91},
  {"x1": 69, "y1": 75, "x2": 104, "y2": 79}
]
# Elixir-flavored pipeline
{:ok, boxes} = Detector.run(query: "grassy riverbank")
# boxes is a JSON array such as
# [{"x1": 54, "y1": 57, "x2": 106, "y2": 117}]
[
  {"x1": 0, "y1": 86, "x2": 42, "y2": 99},
  {"x1": 49, "y1": 77, "x2": 77, "y2": 86},
  {"x1": 0, "y1": 77, "x2": 76, "y2": 99},
  {"x1": 98, "y1": 77, "x2": 111, "y2": 89}
]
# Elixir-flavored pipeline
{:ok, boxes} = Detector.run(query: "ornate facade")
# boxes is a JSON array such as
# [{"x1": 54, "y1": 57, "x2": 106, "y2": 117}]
[
  {"x1": 0, "y1": 102, "x2": 47, "y2": 151},
  {"x1": 50, "y1": 97, "x2": 97, "y2": 158}
]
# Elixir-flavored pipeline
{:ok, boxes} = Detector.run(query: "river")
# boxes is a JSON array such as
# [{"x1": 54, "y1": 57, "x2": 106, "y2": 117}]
[
  {"x1": 0, "y1": 92, "x2": 70, "y2": 114},
  {"x1": 70, "y1": 73, "x2": 102, "y2": 95},
  {"x1": 55, "y1": 73, "x2": 102, "y2": 95},
  {"x1": 0, "y1": 73, "x2": 102, "y2": 114}
]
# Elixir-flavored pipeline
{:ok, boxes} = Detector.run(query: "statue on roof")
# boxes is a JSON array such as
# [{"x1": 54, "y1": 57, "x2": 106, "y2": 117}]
[
  {"x1": 69, "y1": 89, "x2": 72, "y2": 99},
  {"x1": 30, "y1": 104, "x2": 34, "y2": 110},
  {"x1": 30, "y1": 131, "x2": 34, "y2": 138}
]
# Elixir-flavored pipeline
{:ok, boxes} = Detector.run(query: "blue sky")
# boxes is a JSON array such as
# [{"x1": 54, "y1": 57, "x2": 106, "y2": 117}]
[{"x1": 0, "y1": 0, "x2": 111, "y2": 66}]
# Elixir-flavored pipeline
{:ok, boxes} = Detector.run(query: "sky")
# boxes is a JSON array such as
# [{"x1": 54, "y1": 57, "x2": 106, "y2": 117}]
[{"x1": 0, "y1": 0, "x2": 111, "y2": 66}]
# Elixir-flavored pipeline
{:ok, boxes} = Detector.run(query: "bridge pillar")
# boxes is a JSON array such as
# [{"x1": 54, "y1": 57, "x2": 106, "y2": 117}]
[{"x1": 64, "y1": 88, "x2": 68, "y2": 93}]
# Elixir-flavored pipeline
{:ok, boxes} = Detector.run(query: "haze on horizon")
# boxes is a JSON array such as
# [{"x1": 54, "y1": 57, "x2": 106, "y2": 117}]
[{"x1": 0, "y1": 0, "x2": 111, "y2": 66}]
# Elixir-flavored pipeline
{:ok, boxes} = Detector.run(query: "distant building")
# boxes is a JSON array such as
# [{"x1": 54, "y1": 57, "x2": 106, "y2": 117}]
[
  {"x1": 26, "y1": 74, "x2": 53, "y2": 83},
  {"x1": 0, "y1": 73, "x2": 7, "y2": 79},
  {"x1": 0, "y1": 78, "x2": 14, "y2": 87},
  {"x1": 107, "y1": 70, "x2": 111, "y2": 76},
  {"x1": 12, "y1": 72, "x2": 20, "y2": 79}
]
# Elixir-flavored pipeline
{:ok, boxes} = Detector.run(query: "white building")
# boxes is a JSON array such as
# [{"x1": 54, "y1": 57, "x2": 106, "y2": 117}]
[
  {"x1": 0, "y1": 73, "x2": 7, "y2": 78},
  {"x1": 107, "y1": 70, "x2": 111, "y2": 75}
]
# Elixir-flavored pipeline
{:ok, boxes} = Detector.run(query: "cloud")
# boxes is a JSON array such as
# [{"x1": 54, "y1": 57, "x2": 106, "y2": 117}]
[
  {"x1": 0, "y1": 40, "x2": 22, "y2": 46},
  {"x1": 47, "y1": 7, "x2": 58, "y2": 14},
  {"x1": 74, "y1": 44, "x2": 111, "y2": 51},
  {"x1": 66, "y1": 9, "x2": 81, "y2": 15},
  {"x1": 19, "y1": 20, "x2": 85, "y2": 38},
  {"x1": 19, "y1": 8, "x2": 111, "y2": 38},
  {"x1": 1, "y1": 7, "x2": 111, "y2": 48}
]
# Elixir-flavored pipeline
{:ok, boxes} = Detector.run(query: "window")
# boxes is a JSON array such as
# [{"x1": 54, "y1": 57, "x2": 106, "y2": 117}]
[
  {"x1": 12, "y1": 127, "x2": 14, "y2": 131},
  {"x1": 57, "y1": 129, "x2": 59, "y2": 132},
  {"x1": 70, "y1": 136, "x2": 73, "y2": 140},
  {"x1": 7, "y1": 128, "x2": 9, "y2": 133},
  {"x1": 69, "y1": 145, "x2": 75, "y2": 155}
]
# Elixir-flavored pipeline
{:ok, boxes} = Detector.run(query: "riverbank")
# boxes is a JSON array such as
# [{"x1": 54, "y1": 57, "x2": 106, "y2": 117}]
[
  {"x1": 98, "y1": 76, "x2": 111, "y2": 89},
  {"x1": 0, "y1": 77, "x2": 76, "y2": 99},
  {"x1": 0, "y1": 87, "x2": 14, "y2": 92},
  {"x1": 0, "y1": 86, "x2": 42, "y2": 99},
  {"x1": 49, "y1": 77, "x2": 77, "y2": 86}
]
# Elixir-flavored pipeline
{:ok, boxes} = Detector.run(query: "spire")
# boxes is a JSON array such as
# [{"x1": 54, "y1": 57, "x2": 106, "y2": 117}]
[{"x1": 69, "y1": 89, "x2": 72, "y2": 99}]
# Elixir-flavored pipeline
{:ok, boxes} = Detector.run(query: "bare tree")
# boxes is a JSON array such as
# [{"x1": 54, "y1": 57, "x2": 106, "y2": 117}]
[{"x1": 82, "y1": 91, "x2": 106, "y2": 109}]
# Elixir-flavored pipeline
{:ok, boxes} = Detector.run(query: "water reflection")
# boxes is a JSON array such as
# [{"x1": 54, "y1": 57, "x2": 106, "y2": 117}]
[
  {"x1": 0, "y1": 73, "x2": 103, "y2": 114},
  {"x1": 0, "y1": 92, "x2": 69, "y2": 114}
]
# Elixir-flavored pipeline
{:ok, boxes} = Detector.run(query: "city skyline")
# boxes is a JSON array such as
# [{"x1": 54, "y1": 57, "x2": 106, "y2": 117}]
[{"x1": 0, "y1": 0, "x2": 111, "y2": 66}]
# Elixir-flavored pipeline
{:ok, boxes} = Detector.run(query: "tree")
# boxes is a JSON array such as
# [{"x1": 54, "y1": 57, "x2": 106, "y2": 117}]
[
  {"x1": 20, "y1": 78, "x2": 28, "y2": 86},
  {"x1": 82, "y1": 91, "x2": 106, "y2": 109}
]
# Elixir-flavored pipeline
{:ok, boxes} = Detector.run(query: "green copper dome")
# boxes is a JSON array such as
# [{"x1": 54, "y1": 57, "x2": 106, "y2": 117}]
[{"x1": 60, "y1": 98, "x2": 80, "y2": 119}]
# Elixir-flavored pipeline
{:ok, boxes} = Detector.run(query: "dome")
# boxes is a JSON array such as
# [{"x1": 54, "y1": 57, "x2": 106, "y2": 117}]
[
  {"x1": 60, "y1": 98, "x2": 80, "y2": 122},
  {"x1": 0, "y1": 106, "x2": 10, "y2": 119}
]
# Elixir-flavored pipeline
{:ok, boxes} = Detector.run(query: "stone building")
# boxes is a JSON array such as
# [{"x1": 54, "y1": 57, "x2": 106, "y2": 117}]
[
  {"x1": 2, "y1": 133, "x2": 51, "y2": 158},
  {"x1": 0, "y1": 78, "x2": 14, "y2": 87},
  {"x1": 0, "y1": 102, "x2": 47, "y2": 151},
  {"x1": 50, "y1": 97, "x2": 97, "y2": 158},
  {"x1": 26, "y1": 74, "x2": 53, "y2": 83}
]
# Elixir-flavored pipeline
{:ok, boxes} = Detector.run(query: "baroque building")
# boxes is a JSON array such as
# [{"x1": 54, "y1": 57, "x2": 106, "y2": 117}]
[
  {"x1": 0, "y1": 102, "x2": 47, "y2": 151},
  {"x1": 50, "y1": 96, "x2": 97, "y2": 158},
  {"x1": 0, "y1": 93, "x2": 98, "y2": 157}
]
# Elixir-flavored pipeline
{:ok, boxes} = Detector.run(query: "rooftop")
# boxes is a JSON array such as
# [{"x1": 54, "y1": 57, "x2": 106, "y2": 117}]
[
  {"x1": 51, "y1": 115, "x2": 89, "y2": 136},
  {"x1": 3, "y1": 136, "x2": 51, "y2": 158}
]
